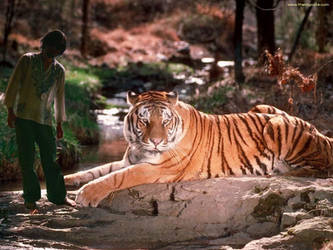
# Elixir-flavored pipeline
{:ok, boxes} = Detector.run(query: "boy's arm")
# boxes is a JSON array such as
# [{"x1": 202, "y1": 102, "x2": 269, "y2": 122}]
[
  {"x1": 4, "y1": 55, "x2": 26, "y2": 128},
  {"x1": 55, "y1": 69, "x2": 66, "y2": 139},
  {"x1": 7, "y1": 107, "x2": 16, "y2": 128},
  {"x1": 56, "y1": 122, "x2": 63, "y2": 139}
]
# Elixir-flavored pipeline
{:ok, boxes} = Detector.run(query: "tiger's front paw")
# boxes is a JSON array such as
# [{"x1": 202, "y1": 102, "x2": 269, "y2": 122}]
[
  {"x1": 75, "y1": 182, "x2": 110, "y2": 207},
  {"x1": 64, "y1": 173, "x2": 82, "y2": 187}
]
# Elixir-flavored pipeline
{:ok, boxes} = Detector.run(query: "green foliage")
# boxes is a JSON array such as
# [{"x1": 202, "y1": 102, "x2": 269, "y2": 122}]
[
  {"x1": 276, "y1": 6, "x2": 317, "y2": 51},
  {"x1": 65, "y1": 112, "x2": 99, "y2": 141},
  {"x1": 191, "y1": 86, "x2": 232, "y2": 114},
  {"x1": 165, "y1": 62, "x2": 194, "y2": 75},
  {"x1": 65, "y1": 81, "x2": 91, "y2": 112},
  {"x1": 64, "y1": 62, "x2": 102, "y2": 111},
  {"x1": 65, "y1": 65, "x2": 101, "y2": 93},
  {"x1": 276, "y1": 5, "x2": 299, "y2": 45},
  {"x1": 0, "y1": 105, "x2": 17, "y2": 163},
  {"x1": 0, "y1": 66, "x2": 12, "y2": 93},
  {"x1": 101, "y1": 62, "x2": 185, "y2": 81},
  {"x1": 59, "y1": 60, "x2": 102, "y2": 143},
  {"x1": 61, "y1": 124, "x2": 80, "y2": 147},
  {"x1": 298, "y1": 28, "x2": 316, "y2": 51}
]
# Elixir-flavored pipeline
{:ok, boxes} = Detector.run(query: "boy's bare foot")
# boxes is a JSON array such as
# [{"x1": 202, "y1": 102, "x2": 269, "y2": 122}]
[
  {"x1": 24, "y1": 201, "x2": 37, "y2": 210},
  {"x1": 24, "y1": 201, "x2": 39, "y2": 214},
  {"x1": 30, "y1": 209, "x2": 39, "y2": 215}
]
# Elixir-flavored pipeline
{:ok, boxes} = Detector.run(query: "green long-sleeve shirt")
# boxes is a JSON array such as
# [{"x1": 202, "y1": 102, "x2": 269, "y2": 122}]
[{"x1": 4, "y1": 52, "x2": 66, "y2": 126}]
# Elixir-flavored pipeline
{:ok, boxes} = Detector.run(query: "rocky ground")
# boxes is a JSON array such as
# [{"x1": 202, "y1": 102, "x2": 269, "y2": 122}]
[{"x1": 1, "y1": 176, "x2": 333, "y2": 249}]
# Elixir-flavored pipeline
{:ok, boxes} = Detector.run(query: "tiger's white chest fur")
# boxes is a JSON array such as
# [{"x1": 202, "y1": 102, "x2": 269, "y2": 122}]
[{"x1": 127, "y1": 146, "x2": 162, "y2": 165}]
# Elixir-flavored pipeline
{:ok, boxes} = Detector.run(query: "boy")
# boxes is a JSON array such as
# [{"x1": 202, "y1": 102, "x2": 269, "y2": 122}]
[{"x1": 4, "y1": 30, "x2": 75, "y2": 210}]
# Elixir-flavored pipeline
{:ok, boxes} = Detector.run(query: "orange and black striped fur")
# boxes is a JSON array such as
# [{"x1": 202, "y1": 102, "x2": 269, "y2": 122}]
[{"x1": 64, "y1": 91, "x2": 333, "y2": 207}]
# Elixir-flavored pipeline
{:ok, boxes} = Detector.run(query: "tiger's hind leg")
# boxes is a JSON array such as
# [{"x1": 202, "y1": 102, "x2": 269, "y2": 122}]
[
  {"x1": 262, "y1": 115, "x2": 333, "y2": 177},
  {"x1": 64, "y1": 160, "x2": 126, "y2": 187}
]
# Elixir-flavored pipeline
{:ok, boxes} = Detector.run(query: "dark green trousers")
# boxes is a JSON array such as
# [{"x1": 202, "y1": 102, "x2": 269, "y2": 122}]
[{"x1": 15, "y1": 118, "x2": 66, "y2": 204}]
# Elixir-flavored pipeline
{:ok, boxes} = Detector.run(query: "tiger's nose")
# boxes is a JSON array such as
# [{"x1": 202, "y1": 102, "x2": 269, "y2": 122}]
[{"x1": 150, "y1": 138, "x2": 162, "y2": 146}]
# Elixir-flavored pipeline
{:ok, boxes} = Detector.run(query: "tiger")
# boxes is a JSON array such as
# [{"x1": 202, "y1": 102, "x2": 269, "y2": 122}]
[{"x1": 64, "y1": 90, "x2": 333, "y2": 207}]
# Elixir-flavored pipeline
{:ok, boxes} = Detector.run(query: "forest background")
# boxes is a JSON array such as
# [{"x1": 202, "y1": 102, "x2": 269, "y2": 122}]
[{"x1": 0, "y1": 0, "x2": 332, "y2": 183}]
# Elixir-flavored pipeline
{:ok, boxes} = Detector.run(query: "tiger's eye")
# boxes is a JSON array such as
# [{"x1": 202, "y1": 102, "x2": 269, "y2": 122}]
[
  {"x1": 163, "y1": 119, "x2": 171, "y2": 126},
  {"x1": 139, "y1": 118, "x2": 148, "y2": 126}
]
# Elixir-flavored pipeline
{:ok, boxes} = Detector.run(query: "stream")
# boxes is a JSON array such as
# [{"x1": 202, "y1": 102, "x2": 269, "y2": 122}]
[{"x1": 76, "y1": 94, "x2": 129, "y2": 171}]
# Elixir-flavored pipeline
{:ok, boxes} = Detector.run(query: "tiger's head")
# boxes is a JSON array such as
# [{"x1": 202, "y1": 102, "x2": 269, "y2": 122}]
[{"x1": 124, "y1": 91, "x2": 183, "y2": 154}]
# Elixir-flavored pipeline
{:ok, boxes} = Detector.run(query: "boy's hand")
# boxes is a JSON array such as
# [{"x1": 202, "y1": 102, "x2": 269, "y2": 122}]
[
  {"x1": 56, "y1": 123, "x2": 63, "y2": 139},
  {"x1": 7, "y1": 108, "x2": 16, "y2": 128}
]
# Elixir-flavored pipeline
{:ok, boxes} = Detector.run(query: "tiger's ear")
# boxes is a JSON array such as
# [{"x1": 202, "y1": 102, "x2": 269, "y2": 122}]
[
  {"x1": 167, "y1": 91, "x2": 178, "y2": 105},
  {"x1": 127, "y1": 91, "x2": 139, "y2": 105}
]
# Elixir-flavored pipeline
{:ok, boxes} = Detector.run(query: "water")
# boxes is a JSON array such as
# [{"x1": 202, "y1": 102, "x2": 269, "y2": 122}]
[
  {"x1": 75, "y1": 102, "x2": 129, "y2": 171},
  {"x1": 65, "y1": 94, "x2": 129, "y2": 176}
]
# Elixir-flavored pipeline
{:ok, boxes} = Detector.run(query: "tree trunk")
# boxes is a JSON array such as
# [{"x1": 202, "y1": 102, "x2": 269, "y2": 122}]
[
  {"x1": 256, "y1": 0, "x2": 275, "y2": 57},
  {"x1": 2, "y1": 0, "x2": 16, "y2": 62},
  {"x1": 288, "y1": 0, "x2": 314, "y2": 62},
  {"x1": 234, "y1": 0, "x2": 245, "y2": 83},
  {"x1": 315, "y1": 0, "x2": 329, "y2": 53},
  {"x1": 80, "y1": 0, "x2": 90, "y2": 58}
]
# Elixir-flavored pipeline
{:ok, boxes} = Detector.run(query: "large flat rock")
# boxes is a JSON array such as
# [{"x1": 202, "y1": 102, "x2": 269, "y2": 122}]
[{"x1": 1, "y1": 177, "x2": 333, "y2": 249}]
